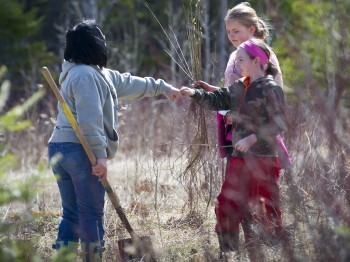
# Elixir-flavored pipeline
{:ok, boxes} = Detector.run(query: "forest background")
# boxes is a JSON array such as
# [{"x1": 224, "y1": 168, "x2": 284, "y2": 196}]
[{"x1": 0, "y1": 0, "x2": 350, "y2": 261}]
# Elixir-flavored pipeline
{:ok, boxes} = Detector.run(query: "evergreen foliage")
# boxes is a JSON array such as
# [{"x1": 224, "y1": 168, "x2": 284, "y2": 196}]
[
  {"x1": 0, "y1": 66, "x2": 46, "y2": 261},
  {"x1": 1, "y1": 0, "x2": 349, "y2": 108},
  {"x1": 0, "y1": 0, "x2": 54, "y2": 92}
]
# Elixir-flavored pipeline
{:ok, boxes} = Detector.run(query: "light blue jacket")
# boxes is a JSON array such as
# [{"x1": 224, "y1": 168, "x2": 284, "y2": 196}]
[{"x1": 49, "y1": 61, "x2": 174, "y2": 159}]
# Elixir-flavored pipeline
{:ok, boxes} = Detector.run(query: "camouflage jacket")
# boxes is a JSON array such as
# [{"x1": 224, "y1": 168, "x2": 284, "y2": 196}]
[{"x1": 192, "y1": 76, "x2": 287, "y2": 157}]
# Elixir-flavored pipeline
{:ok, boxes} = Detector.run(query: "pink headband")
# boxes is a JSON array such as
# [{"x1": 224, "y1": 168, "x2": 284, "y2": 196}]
[{"x1": 239, "y1": 40, "x2": 268, "y2": 66}]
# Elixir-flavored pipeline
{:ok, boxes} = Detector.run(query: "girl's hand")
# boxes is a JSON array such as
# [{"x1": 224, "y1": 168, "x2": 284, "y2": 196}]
[
  {"x1": 166, "y1": 87, "x2": 181, "y2": 101},
  {"x1": 193, "y1": 80, "x2": 218, "y2": 91},
  {"x1": 92, "y1": 158, "x2": 107, "y2": 179},
  {"x1": 224, "y1": 111, "x2": 232, "y2": 125},
  {"x1": 234, "y1": 134, "x2": 257, "y2": 153},
  {"x1": 180, "y1": 86, "x2": 195, "y2": 97}
]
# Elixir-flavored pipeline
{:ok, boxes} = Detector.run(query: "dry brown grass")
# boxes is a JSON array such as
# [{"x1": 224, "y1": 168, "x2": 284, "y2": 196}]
[{"x1": 2, "y1": 91, "x2": 350, "y2": 261}]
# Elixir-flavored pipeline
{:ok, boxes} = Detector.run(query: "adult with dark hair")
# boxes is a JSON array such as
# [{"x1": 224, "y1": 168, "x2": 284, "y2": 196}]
[{"x1": 48, "y1": 19, "x2": 180, "y2": 261}]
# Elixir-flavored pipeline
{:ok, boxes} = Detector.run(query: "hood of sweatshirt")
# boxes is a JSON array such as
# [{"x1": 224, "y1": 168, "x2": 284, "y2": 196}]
[{"x1": 59, "y1": 60, "x2": 76, "y2": 85}]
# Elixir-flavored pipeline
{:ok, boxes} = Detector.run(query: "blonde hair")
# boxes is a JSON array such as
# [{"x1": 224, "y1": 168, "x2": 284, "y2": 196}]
[{"x1": 225, "y1": 2, "x2": 270, "y2": 40}]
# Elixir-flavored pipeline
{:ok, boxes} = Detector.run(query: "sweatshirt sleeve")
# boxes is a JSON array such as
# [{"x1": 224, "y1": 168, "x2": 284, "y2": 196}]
[
  {"x1": 108, "y1": 70, "x2": 173, "y2": 100},
  {"x1": 191, "y1": 88, "x2": 231, "y2": 111},
  {"x1": 71, "y1": 74, "x2": 108, "y2": 159}
]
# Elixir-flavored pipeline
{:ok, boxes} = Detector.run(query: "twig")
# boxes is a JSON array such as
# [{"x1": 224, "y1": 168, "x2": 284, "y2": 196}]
[
  {"x1": 1, "y1": 204, "x2": 11, "y2": 222},
  {"x1": 164, "y1": 50, "x2": 193, "y2": 80},
  {"x1": 168, "y1": 26, "x2": 193, "y2": 77},
  {"x1": 145, "y1": 3, "x2": 193, "y2": 80},
  {"x1": 152, "y1": 153, "x2": 164, "y2": 247}
]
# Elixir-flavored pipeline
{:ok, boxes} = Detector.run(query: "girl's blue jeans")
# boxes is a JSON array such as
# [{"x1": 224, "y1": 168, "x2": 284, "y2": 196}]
[{"x1": 48, "y1": 142, "x2": 105, "y2": 244}]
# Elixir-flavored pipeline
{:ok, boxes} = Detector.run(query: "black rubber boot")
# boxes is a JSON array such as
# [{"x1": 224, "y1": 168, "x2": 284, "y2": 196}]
[
  {"x1": 81, "y1": 242, "x2": 104, "y2": 262},
  {"x1": 52, "y1": 240, "x2": 78, "y2": 261},
  {"x1": 217, "y1": 232, "x2": 239, "y2": 252}
]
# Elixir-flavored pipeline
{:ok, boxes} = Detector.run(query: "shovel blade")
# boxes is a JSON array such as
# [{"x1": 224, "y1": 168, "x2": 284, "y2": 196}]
[{"x1": 118, "y1": 236, "x2": 156, "y2": 262}]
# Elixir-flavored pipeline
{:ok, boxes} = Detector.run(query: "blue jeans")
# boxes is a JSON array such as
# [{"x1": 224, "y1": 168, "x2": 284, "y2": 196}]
[{"x1": 48, "y1": 142, "x2": 105, "y2": 244}]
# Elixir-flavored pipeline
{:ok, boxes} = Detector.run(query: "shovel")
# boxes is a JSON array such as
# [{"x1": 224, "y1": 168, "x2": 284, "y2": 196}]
[{"x1": 42, "y1": 67, "x2": 157, "y2": 262}]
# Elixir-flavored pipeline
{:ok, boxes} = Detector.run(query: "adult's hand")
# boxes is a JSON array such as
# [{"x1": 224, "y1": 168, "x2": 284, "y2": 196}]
[
  {"x1": 166, "y1": 87, "x2": 181, "y2": 101},
  {"x1": 180, "y1": 86, "x2": 195, "y2": 97},
  {"x1": 92, "y1": 158, "x2": 107, "y2": 179}
]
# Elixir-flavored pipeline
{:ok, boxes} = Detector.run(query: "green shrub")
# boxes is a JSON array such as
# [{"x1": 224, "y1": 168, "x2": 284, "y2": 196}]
[{"x1": 0, "y1": 65, "x2": 46, "y2": 261}]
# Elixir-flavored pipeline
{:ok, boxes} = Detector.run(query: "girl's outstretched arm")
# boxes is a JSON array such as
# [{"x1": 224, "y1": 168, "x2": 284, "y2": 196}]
[
  {"x1": 180, "y1": 86, "x2": 231, "y2": 111},
  {"x1": 193, "y1": 80, "x2": 219, "y2": 91}
]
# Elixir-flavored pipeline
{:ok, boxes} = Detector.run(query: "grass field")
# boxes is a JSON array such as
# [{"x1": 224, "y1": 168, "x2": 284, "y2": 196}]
[{"x1": 1, "y1": 98, "x2": 350, "y2": 261}]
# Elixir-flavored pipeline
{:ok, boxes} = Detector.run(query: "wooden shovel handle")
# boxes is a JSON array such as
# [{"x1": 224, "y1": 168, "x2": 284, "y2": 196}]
[{"x1": 42, "y1": 67, "x2": 136, "y2": 237}]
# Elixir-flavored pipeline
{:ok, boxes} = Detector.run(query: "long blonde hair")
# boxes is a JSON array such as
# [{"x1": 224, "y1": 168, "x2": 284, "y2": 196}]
[{"x1": 225, "y1": 2, "x2": 270, "y2": 40}]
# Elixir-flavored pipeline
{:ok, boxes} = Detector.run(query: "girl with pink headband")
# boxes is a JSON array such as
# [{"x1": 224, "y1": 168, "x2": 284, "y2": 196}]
[
  {"x1": 189, "y1": 3, "x2": 291, "y2": 258},
  {"x1": 196, "y1": 3, "x2": 290, "y2": 167},
  {"x1": 181, "y1": 38, "x2": 287, "y2": 258},
  {"x1": 239, "y1": 40, "x2": 269, "y2": 66}
]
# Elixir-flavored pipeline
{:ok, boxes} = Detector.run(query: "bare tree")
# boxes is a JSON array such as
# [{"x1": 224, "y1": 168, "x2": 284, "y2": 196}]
[
  {"x1": 201, "y1": 0, "x2": 211, "y2": 83},
  {"x1": 218, "y1": 0, "x2": 228, "y2": 82},
  {"x1": 79, "y1": 0, "x2": 98, "y2": 20},
  {"x1": 169, "y1": 0, "x2": 182, "y2": 85}
]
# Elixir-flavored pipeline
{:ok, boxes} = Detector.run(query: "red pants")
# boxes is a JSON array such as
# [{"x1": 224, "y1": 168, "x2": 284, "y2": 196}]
[{"x1": 215, "y1": 157, "x2": 282, "y2": 234}]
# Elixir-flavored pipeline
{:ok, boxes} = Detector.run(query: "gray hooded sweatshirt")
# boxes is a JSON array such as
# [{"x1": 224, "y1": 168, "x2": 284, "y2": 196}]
[{"x1": 49, "y1": 61, "x2": 174, "y2": 159}]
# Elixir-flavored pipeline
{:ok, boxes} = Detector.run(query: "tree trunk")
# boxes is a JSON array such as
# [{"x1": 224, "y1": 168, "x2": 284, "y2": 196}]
[
  {"x1": 169, "y1": 0, "x2": 181, "y2": 85},
  {"x1": 201, "y1": 0, "x2": 210, "y2": 83},
  {"x1": 42, "y1": 0, "x2": 79, "y2": 60},
  {"x1": 218, "y1": 0, "x2": 228, "y2": 83},
  {"x1": 333, "y1": 13, "x2": 349, "y2": 110},
  {"x1": 79, "y1": 0, "x2": 98, "y2": 20}
]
